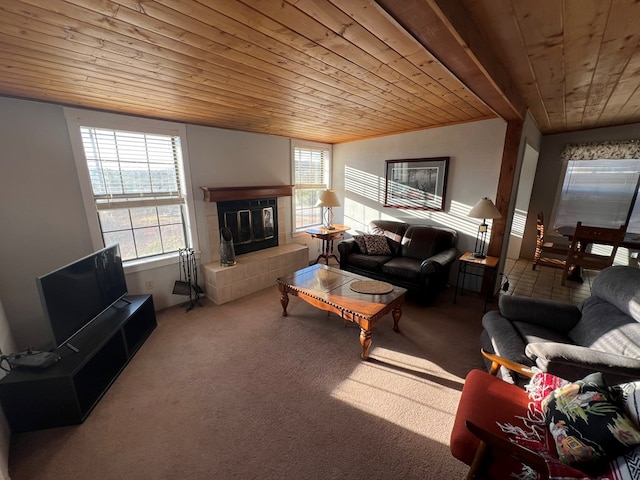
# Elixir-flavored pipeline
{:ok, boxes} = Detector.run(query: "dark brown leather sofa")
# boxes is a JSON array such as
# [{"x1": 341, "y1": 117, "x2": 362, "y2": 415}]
[{"x1": 337, "y1": 220, "x2": 457, "y2": 303}]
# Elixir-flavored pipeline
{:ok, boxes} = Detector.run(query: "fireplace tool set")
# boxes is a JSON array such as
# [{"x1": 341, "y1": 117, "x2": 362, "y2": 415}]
[{"x1": 172, "y1": 248, "x2": 203, "y2": 311}]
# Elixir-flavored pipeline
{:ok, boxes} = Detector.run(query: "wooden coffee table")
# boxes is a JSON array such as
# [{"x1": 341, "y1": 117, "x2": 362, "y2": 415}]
[{"x1": 276, "y1": 264, "x2": 407, "y2": 359}]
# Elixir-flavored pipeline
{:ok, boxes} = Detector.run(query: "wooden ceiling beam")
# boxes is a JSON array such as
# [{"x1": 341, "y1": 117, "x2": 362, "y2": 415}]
[{"x1": 375, "y1": 0, "x2": 527, "y2": 122}]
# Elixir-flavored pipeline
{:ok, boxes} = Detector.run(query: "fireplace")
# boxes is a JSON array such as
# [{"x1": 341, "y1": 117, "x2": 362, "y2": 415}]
[
  {"x1": 216, "y1": 198, "x2": 278, "y2": 256},
  {"x1": 201, "y1": 185, "x2": 307, "y2": 305}
]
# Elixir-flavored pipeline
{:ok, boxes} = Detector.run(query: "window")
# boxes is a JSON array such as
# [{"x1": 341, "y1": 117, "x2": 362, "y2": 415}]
[
  {"x1": 292, "y1": 141, "x2": 331, "y2": 231},
  {"x1": 553, "y1": 141, "x2": 640, "y2": 234},
  {"x1": 65, "y1": 109, "x2": 196, "y2": 265}
]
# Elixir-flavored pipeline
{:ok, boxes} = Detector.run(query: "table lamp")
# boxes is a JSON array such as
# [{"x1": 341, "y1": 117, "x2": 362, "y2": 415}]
[
  {"x1": 468, "y1": 197, "x2": 501, "y2": 258},
  {"x1": 315, "y1": 189, "x2": 340, "y2": 229}
]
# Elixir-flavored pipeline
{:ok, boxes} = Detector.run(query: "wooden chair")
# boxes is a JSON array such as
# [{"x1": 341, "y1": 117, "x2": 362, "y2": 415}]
[
  {"x1": 450, "y1": 351, "x2": 558, "y2": 478},
  {"x1": 532, "y1": 212, "x2": 569, "y2": 270},
  {"x1": 561, "y1": 222, "x2": 625, "y2": 285},
  {"x1": 451, "y1": 351, "x2": 541, "y2": 479}
]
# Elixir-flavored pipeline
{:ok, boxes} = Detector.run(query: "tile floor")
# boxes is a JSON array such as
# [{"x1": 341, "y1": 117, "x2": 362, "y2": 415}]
[{"x1": 501, "y1": 258, "x2": 596, "y2": 306}]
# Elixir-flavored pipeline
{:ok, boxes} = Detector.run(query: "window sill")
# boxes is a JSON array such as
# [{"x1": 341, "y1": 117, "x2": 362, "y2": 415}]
[{"x1": 124, "y1": 252, "x2": 199, "y2": 274}]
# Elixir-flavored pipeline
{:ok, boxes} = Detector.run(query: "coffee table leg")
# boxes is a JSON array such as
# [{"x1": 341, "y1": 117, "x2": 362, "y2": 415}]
[
  {"x1": 279, "y1": 290, "x2": 289, "y2": 317},
  {"x1": 360, "y1": 328, "x2": 372, "y2": 359},
  {"x1": 392, "y1": 305, "x2": 402, "y2": 332}
]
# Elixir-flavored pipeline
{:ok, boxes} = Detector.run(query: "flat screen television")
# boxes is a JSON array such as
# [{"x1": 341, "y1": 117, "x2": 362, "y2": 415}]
[{"x1": 36, "y1": 244, "x2": 128, "y2": 349}]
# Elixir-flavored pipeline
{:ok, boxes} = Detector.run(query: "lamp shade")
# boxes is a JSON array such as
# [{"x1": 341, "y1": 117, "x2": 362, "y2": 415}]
[
  {"x1": 315, "y1": 189, "x2": 341, "y2": 208},
  {"x1": 468, "y1": 197, "x2": 501, "y2": 219}
]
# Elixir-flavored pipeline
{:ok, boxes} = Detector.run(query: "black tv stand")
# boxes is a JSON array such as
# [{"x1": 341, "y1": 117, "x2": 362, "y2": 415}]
[{"x1": 0, "y1": 294, "x2": 156, "y2": 433}]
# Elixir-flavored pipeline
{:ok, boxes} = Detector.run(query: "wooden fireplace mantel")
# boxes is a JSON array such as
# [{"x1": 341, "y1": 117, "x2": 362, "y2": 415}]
[{"x1": 200, "y1": 185, "x2": 294, "y2": 202}]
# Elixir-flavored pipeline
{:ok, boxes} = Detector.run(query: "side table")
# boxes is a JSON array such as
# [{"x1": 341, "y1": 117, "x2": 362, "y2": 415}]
[
  {"x1": 454, "y1": 252, "x2": 500, "y2": 312},
  {"x1": 305, "y1": 224, "x2": 349, "y2": 265}
]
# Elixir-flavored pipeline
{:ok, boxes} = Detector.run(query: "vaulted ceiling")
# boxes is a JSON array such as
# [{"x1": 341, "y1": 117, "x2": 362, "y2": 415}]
[{"x1": 1, "y1": 1, "x2": 639, "y2": 144}]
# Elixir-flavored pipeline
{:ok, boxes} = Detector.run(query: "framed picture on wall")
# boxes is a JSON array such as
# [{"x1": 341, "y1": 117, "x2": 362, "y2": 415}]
[{"x1": 384, "y1": 157, "x2": 450, "y2": 210}]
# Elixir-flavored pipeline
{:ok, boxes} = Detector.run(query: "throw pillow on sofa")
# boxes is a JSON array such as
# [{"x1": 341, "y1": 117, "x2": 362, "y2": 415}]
[
  {"x1": 352, "y1": 235, "x2": 368, "y2": 254},
  {"x1": 363, "y1": 234, "x2": 392, "y2": 255}
]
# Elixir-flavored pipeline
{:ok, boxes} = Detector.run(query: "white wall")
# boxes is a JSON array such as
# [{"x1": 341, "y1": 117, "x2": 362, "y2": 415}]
[
  {"x1": 0, "y1": 98, "x2": 94, "y2": 350},
  {"x1": 0, "y1": 97, "x2": 310, "y2": 352},
  {"x1": 507, "y1": 142, "x2": 539, "y2": 259},
  {"x1": 0, "y1": 300, "x2": 15, "y2": 480},
  {"x1": 186, "y1": 124, "x2": 294, "y2": 264},
  {"x1": 333, "y1": 118, "x2": 508, "y2": 260}
]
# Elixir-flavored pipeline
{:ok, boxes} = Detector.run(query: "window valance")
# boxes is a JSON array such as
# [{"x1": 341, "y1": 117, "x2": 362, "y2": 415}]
[{"x1": 560, "y1": 139, "x2": 640, "y2": 161}]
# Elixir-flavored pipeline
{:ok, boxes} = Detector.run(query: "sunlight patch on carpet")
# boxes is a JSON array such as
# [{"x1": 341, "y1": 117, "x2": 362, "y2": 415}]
[
  {"x1": 329, "y1": 347, "x2": 462, "y2": 440},
  {"x1": 370, "y1": 347, "x2": 452, "y2": 375}
]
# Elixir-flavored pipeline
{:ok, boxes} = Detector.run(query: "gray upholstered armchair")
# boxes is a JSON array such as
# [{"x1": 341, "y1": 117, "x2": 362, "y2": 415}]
[{"x1": 480, "y1": 265, "x2": 640, "y2": 386}]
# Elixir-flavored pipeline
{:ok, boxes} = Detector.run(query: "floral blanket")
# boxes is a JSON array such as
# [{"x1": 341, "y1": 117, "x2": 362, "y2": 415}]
[{"x1": 496, "y1": 372, "x2": 640, "y2": 480}]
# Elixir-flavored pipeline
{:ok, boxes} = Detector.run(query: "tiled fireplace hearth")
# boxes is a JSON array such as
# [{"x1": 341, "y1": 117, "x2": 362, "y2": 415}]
[{"x1": 201, "y1": 186, "x2": 308, "y2": 305}]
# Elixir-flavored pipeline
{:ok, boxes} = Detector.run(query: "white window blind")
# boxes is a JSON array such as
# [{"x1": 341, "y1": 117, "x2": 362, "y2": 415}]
[
  {"x1": 80, "y1": 127, "x2": 188, "y2": 261},
  {"x1": 293, "y1": 145, "x2": 330, "y2": 230},
  {"x1": 553, "y1": 159, "x2": 640, "y2": 233}
]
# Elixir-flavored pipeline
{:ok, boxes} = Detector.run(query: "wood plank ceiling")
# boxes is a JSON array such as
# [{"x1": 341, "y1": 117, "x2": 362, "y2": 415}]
[
  {"x1": 0, "y1": 1, "x2": 639, "y2": 143},
  {"x1": 464, "y1": 0, "x2": 640, "y2": 134}
]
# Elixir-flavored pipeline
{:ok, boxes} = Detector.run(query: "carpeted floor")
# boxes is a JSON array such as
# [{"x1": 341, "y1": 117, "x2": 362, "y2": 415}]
[{"x1": 7, "y1": 284, "x2": 487, "y2": 480}]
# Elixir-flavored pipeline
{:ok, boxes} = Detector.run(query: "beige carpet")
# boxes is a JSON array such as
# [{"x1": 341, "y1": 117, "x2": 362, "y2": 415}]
[{"x1": 8, "y1": 284, "x2": 487, "y2": 480}]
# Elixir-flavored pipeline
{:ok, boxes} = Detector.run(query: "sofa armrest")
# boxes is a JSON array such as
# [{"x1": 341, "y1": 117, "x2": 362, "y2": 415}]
[
  {"x1": 420, "y1": 247, "x2": 457, "y2": 275},
  {"x1": 498, "y1": 295, "x2": 581, "y2": 333},
  {"x1": 337, "y1": 239, "x2": 357, "y2": 268},
  {"x1": 525, "y1": 342, "x2": 640, "y2": 383}
]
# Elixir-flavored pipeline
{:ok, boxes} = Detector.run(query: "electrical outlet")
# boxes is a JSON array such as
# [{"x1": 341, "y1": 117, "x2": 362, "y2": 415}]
[{"x1": 145, "y1": 281, "x2": 154, "y2": 290}]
